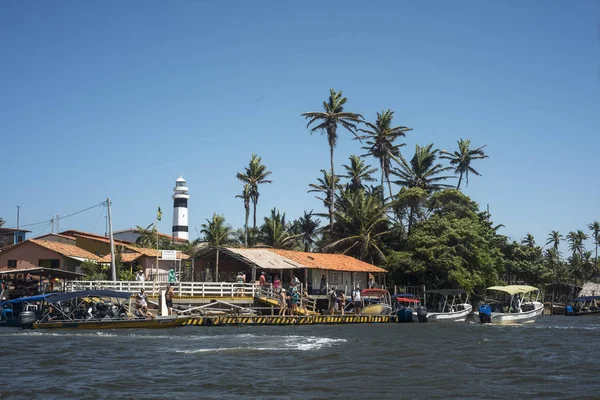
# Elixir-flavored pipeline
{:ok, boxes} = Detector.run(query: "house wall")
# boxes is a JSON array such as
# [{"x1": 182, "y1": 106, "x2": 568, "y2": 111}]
[
  {"x1": 0, "y1": 241, "x2": 66, "y2": 269},
  {"x1": 35, "y1": 235, "x2": 76, "y2": 245},
  {"x1": 308, "y1": 269, "x2": 369, "y2": 294}
]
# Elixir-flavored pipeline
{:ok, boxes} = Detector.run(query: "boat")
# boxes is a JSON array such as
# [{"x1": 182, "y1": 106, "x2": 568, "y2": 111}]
[
  {"x1": 565, "y1": 296, "x2": 600, "y2": 316},
  {"x1": 16, "y1": 289, "x2": 187, "y2": 330},
  {"x1": 474, "y1": 285, "x2": 543, "y2": 324},
  {"x1": 360, "y1": 289, "x2": 392, "y2": 315},
  {"x1": 391, "y1": 293, "x2": 420, "y2": 322},
  {"x1": 415, "y1": 289, "x2": 472, "y2": 323}
]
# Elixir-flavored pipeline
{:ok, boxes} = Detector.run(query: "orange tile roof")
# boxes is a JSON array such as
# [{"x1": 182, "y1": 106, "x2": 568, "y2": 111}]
[
  {"x1": 98, "y1": 252, "x2": 143, "y2": 263},
  {"x1": 69, "y1": 232, "x2": 189, "y2": 259},
  {"x1": 29, "y1": 239, "x2": 103, "y2": 261},
  {"x1": 133, "y1": 247, "x2": 190, "y2": 260},
  {"x1": 267, "y1": 249, "x2": 387, "y2": 273}
]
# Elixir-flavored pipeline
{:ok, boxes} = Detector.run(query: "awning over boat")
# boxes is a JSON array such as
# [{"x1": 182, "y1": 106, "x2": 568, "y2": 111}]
[
  {"x1": 1, "y1": 293, "x2": 59, "y2": 306},
  {"x1": 486, "y1": 285, "x2": 539, "y2": 295},
  {"x1": 45, "y1": 290, "x2": 132, "y2": 303},
  {"x1": 392, "y1": 296, "x2": 419, "y2": 303},
  {"x1": 0, "y1": 267, "x2": 84, "y2": 279},
  {"x1": 426, "y1": 289, "x2": 466, "y2": 296},
  {"x1": 572, "y1": 296, "x2": 600, "y2": 302}
]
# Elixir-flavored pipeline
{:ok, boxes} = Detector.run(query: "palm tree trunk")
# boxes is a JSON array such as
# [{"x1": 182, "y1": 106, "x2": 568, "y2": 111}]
[
  {"x1": 380, "y1": 160, "x2": 385, "y2": 205},
  {"x1": 386, "y1": 171, "x2": 393, "y2": 204},
  {"x1": 456, "y1": 173, "x2": 463, "y2": 190},
  {"x1": 244, "y1": 207, "x2": 249, "y2": 247},
  {"x1": 252, "y1": 199, "x2": 257, "y2": 231},
  {"x1": 215, "y1": 247, "x2": 220, "y2": 282},
  {"x1": 329, "y1": 145, "x2": 335, "y2": 232}
]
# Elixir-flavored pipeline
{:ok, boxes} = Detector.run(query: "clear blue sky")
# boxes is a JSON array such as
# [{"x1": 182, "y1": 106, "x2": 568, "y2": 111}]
[{"x1": 1, "y1": 1, "x2": 599, "y2": 252}]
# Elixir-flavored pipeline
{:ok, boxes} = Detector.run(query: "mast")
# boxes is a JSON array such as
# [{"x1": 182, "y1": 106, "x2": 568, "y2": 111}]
[{"x1": 107, "y1": 197, "x2": 116, "y2": 281}]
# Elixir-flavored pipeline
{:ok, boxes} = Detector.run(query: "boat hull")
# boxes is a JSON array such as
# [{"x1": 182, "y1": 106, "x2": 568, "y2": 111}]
[
  {"x1": 362, "y1": 304, "x2": 392, "y2": 316},
  {"x1": 419, "y1": 304, "x2": 473, "y2": 322},
  {"x1": 474, "y1": 302, "x2": 543, "y2": 325},
  {"x1": 31, "y1": 316, "x2": 187, "y2": 330}
]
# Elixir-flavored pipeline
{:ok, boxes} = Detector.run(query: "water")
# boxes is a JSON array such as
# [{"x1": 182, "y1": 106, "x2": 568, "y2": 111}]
[{"x1": 1, "y1": 317, "x2": 599, "y2": 399}]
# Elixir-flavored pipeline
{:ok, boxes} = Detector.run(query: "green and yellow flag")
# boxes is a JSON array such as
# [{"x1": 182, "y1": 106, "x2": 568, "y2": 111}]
[{"x1": 157, "y1": 206, "x2": 162, "y2": 221}]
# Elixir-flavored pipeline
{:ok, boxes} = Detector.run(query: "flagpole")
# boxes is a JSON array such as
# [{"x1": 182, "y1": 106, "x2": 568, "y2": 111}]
[{"x1": 155, "y1": 210, "x2": 159, "y2": 284}]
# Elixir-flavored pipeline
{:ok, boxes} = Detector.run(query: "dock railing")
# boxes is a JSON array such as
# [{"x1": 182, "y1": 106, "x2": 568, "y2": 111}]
[{"x1": 64, "y1": 281, "x2": 258, "y2": 298}]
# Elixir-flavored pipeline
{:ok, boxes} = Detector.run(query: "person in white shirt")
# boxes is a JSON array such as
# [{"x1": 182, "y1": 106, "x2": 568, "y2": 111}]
[
  {"x1": 135, "y1": 270, "x2": 145, "y2": 281},
  {"x1": 353, "y1": 287, "x2": 362, "y2": 315}
]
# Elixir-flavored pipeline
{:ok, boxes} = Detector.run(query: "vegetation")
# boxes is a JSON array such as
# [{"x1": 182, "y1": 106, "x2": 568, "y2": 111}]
[
  {"x1": 201, "y1": 88, "x2": 598, "y2": 296},
  {"x1": 0, "y1": 217, "x2": 4, "y2": 227},
  {"x1": 200, "y1": 213, "x2": 233, "y2": 280},
  {"x1": 80, "y1": 260, "x2": 109, "y2": 281}
]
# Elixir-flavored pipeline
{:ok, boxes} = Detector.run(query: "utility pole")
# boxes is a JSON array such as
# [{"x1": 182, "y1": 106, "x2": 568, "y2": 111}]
[
  {"x1": 104, "y1": 216, "x2": 108, "y2": 237},
  {"x1": 16, "y1": 206, "x2": 20, "y2": 243},
  {"x1": 107, "y1": 198, "x2": 116, "y2": 281},
  {"x1": 51, "y1": 216, "x2": 54, "y2": 233}
]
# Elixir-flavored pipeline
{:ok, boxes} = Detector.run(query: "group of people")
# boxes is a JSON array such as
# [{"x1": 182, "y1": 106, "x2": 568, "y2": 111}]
[
  {"x1": 328, "y1": 286, "x2": 363, "y2": 315},
  {"x1": 278, "y1": 280, "x2": 309, "y2": 316}
]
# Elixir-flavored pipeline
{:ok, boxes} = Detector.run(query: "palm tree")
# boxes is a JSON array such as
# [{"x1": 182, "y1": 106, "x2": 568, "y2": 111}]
[
  {"x1": 392, "y1": 144, "x2": 454, "y2": 192},
  {"x1": 588, "y1": 221, "x2": 600, "y2": 269},
  {"x1": 358, "y1": 109, "x2": 412, "y2": 201},
  {"x1": 325, "y1": 189, "x2": 391, "y2": 264},
  {"x1": 341, "y1": 155, "x2": 378, "y2": 191},
  {"x1": 259, "y1": 208, "x2": 301, "y2": 249},
  {"x1": 546, "y1": 230, "x2": 563, "y2": 251},
  {"x1": 521, "y1": 233, "x2": 536, "y2": 248},
  {"x1": 301, "y1": 89, "x2": 363, "y2": 231},
  {"x1": 135, "y1": 223, "x2": 156, "y2": 248},
  {"x1": 236, "y1": 154, "x2": 272, "y2": 231},
  {"x1": 440, "y1": 139, "x2": 489, "y2": 189},
  {"x1": 294, "y1": 211, "x2": 321, "y2": 252},
  {"x1": 235, "y1": 184, "x2": 252, "y2": 247},
  {"x1": 200, "y1": 213, "x2": 232, "y2": 281},
  {"x1": 307, "y1": 169, "x2": 341, "y2": 212}
]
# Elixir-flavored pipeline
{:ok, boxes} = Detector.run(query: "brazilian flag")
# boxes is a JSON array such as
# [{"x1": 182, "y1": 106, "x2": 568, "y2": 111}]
[{"x1": 157, "y1": 206, "x2": 162, "y2": 221}]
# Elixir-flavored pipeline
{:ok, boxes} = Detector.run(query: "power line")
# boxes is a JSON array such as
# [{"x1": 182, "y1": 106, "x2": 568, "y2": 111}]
[{"x1": 5, "y1": 201, "x2": 106, "y2": 229}]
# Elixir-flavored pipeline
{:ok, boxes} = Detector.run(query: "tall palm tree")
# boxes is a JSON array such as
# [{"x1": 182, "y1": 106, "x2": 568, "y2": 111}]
[
  {"x1": 521, "y1": 233, "x2": 536, "y2": 248},
  {"x1": 200, "y1": 213, "x2": 232, "y2": 281},
  {"x1": 294, "y1": 210, "x2": 321, "y2": 252},
  {"x1": 440, "y1": 139, "x2": 488, "y2": 189},
  {"x1": 236, "y1": 154, "x2": 272, "y2": 231},
  {"x1": 588, "y1": 221, "x2": 600, "y2": 269},
  {"x1": 358, "y1": 109, "x2": 412, "y2": 201},
  {"x1": 301, "y1": 89, "x2": 363, "y2": 231},
  {"x1": 135, "y1": 223, "x2": 156, "y2": 248},
  {"x1": 392, "y1": 144, "x2": 454, "y2": 192},
  {"x1": 341, "y1": 155, "x2": 378, "y2": 191},
  {"x1": 235, "y1": 184, "x2": 252, "y2": 247},
  {"x1": 307, "y1": 169, "x2": 341, "y2": 212},
  {"x1": 566, "y1": 230, "x2": 588, "y2": 259},
  {"x1": 325, "y1": 189, "x2": 391, "y2": 264},
  {"x1": 546, "y1": 230, "x2": 563, "y2": 251},
  {"x1": 259, "y1": 208, "x2": 301, "y2": 249}
]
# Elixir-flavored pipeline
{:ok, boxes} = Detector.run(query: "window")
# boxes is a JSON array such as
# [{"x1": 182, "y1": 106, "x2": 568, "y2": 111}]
[
  {"x1": 8, "y1": 260, "x2": 17, "y2": 268},
  {"x1": 39, "y1": 259, "x2": 60, "y2": 269},
  {"x1": 329, "y1": 271, "x2": 342, "y2": 285}
]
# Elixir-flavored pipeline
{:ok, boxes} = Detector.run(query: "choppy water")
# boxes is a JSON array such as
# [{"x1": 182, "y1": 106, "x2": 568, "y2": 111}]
[{"x1": 1, "y1": 316, "x2": 599, "y2": 399}]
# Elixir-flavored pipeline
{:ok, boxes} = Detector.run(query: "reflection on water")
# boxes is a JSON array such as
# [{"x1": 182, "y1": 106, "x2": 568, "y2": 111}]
[{"x1": 1, "y1": 316, "x2": 599, "y2": 399}]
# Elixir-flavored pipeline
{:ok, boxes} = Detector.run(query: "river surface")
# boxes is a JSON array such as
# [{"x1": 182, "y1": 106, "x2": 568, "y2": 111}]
[{"x1": 1, "y1": 316, "x2": 599, "y2": 399}]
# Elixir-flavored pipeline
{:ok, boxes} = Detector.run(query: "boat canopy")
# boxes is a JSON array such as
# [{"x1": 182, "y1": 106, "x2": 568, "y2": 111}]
[
  {"x1": 361, "y1": 289, "x2": 389, "y2": 297},
  {"x1": 1, "y1": 293, "x2": 58, "y2": 306},
  {"x1": 394, "y1": 293, "x2": 415, "y2": 298},
  {"x1": 486, "y1": 285, "x2": 539, "y2": 295},
  {"x1": 572, "y1": 296, "x2": 600, "y2": 302},
  {"x1": 45, "y1": 290, "x2": 132, "y2": 303},
  {"x1": 392, "y1": 296, "x2": 419, "y2": 303}
]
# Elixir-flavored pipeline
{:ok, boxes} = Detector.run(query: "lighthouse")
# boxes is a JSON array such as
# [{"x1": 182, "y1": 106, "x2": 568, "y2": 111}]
[{"x1": 172, "y1": 175, "x2": 189, "y2": 241}]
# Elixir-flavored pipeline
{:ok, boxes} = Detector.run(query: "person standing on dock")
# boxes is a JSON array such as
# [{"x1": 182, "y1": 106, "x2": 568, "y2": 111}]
[
  {"x1": 136, "y1": 269, "x2": 145, "y2": 281},
  {"x1": 328, "y1": 287, "x2": 337, "y2": 315},
  {"x1": 165, "y1": 285, "x2": 175, "y2": 316},
  {"x1": 353, "y1": 287, "x2": 362, "y2": 315},
  {"x1": 259, "y1": 272, "x2": 266, "y2": 287},
  {"x1": 338, "y1": 291, "x2": 346, "y2": 315},
  {"x1": 279, "y1": 288, "x2": 288, "y2": 315},
  {"x1": 274, "y1": 275, "x2": 281, "y2": 294}
]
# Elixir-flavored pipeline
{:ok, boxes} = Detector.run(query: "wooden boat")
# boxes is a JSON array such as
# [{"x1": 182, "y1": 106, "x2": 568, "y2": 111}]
[
  {"x1": 474, "y1": 285, "x2": 543, "y2": 324},
  {"x1": 1, "y1": 293, "x2": 52, "y2": 328},
  {"x1": 17, "y1": 289, "x2": 187, "y2": 330},
  {"x1": 565, "y1": 296, "x2": 600, "y2": 316},
  {"x1": 361, "y1": 289, "x2": 392, "y2": 315},
  {"x1": 415, "y1": 289, "x2": 472, "y2": 323}
]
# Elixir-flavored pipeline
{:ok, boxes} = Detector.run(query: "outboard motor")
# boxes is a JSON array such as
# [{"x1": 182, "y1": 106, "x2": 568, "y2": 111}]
[
  {"x1": 18, "y1": 311, "x2": 37, "y2": 329},
  {"x1": 565, "y1": 305, "x2": 574, "y2": 316},
  {"x1": 395, "y1": 307, "x2": 413, "y2": 323},
  {"x1": 416, "y1": 305, "x2": 428, "y2": 323},
  {"x1": 478, "y1": 304, "x2": 492, "y2": 324}
]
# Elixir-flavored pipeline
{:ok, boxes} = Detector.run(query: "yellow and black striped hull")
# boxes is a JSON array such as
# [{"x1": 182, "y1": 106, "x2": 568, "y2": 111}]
[
  {"x1": 184, "y1": 315, "x2": 392, "y2": 326},
  {"x1": 32, "y1": 317, "x2": 188, "y2": 330}
]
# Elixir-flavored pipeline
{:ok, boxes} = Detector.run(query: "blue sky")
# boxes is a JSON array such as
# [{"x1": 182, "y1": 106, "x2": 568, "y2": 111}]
[{"x1": 1, "y1": 1, "x2": 599, "y2": 252}]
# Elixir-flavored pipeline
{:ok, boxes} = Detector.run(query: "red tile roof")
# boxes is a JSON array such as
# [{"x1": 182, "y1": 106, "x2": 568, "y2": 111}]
[
  {"x1": 266, "y1": 249, "x2": 387, "y2": 273},
  {"x1": 29, "y1": 239, "x2": 103, "y2": 261}
]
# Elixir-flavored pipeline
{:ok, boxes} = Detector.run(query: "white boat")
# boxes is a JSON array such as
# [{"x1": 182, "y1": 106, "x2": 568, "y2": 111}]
[
  {"x1": 415, "y1": 289, "x2": 472, "y2": 322},
  {"x1": 474, "y1": 285, "x2": 543, "y2": 324}
]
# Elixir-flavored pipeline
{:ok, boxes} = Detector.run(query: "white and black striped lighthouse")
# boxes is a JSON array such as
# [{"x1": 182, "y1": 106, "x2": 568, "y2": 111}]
[{"x1": 172, "y1": 175, "x2": 189, "y2": 241}]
